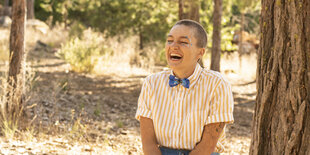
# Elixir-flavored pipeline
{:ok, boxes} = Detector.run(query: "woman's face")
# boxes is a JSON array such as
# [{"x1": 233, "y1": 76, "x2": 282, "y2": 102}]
[{"x1": 165, "y1": 25, "x2": 204, "y2": 72}]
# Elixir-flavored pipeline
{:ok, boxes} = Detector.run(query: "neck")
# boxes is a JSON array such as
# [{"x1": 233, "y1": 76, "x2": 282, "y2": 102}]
[{"x1": 172, "y1": 64, "x2": 196, "y2": 79}]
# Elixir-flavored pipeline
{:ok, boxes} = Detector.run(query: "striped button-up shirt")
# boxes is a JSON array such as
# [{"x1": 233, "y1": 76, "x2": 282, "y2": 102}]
[{"x1": 135, "y1": 63, "x2": 234, "y2": 152}]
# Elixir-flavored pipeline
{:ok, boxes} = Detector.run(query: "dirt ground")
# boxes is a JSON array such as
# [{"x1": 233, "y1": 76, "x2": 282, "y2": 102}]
[{"x1": 0, "y1": 40, "x2": 256, "y2": 155}]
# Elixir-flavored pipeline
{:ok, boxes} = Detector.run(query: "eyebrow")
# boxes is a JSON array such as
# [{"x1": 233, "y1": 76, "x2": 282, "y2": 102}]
[{"x1": 167, "y1": 35, "x2": 190, "y2": 40}]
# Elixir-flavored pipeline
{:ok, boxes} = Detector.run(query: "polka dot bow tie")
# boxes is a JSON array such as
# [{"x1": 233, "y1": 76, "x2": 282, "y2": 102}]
[{"x1": 169, "y1": 75, "x2": 190, "y2": 88}]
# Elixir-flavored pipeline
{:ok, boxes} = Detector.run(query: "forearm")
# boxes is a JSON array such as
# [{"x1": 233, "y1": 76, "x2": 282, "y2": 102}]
[
  {"x1": 140, "y1": 116, "x2": 161, "y2": 155},
  {"x1": 190, "y1": 122, "x2": 225, "y2": 155}
]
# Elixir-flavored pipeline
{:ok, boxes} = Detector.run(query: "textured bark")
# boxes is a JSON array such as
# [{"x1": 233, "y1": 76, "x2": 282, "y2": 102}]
[
  {"x1": 26, "y1": 0, "x2": 35, "y2": 19},
  {"x1": 3, "y1": 0, "x2": 10, "y2": 16},
  {"x1": 250, "y1": 0, "x2": 310, "y2": 154},
  {"x1": 179, "y1": 0, "x2": 200, "y2": 22},
  {"x1": 210, "y1": 0, "x2": 222, "y2": 72},
  {"x1": 178, "y1": 0, "x2": 184, "y2": 20},
  {"x1": 8, "y1": 0, "x2": 26, "y2": 103}
]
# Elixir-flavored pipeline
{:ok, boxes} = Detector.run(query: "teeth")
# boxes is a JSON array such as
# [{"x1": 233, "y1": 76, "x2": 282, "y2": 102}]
[{"x1": 170, "y1": 53, "x2": 182, "y2": 57}]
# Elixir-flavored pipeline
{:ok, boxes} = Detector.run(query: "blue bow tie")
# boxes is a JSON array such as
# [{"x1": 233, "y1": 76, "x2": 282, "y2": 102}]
[{"x1": 169, "y1": 75, "x2": 190, "y2": 88}]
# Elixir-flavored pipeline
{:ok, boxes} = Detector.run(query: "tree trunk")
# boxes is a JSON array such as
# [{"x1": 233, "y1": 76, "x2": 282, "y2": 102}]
[
  {"x1": 179, "y1": 0, "x2": 200, "y2": 22},
  {"x1": 7, "y1": 0, "x2": 26, "y2": 115},
  {"x1": 250, "y1": 0, "x2": 310, "y2": 154},
  {"x1": 26, "y1": 0, "x2": 35, "y2": 19},
  {"x1": 3, "y1": 0, "x2": 10, "y2": 16},
  {"x1": 139, "y1": 31, "x2": 143, "y2": 50},
  {"x1": 178, "y1": 0, "x2": 183, "y2": 20},
  {"x1": 238, "y1": 13, "x2": 245, "y2": 70},
  {"x1": 178, "y1": 0, "x2": 203, "y2": 67},
  {"x1": 210, "y1": 0, "x2": 222, "y2": 72}
]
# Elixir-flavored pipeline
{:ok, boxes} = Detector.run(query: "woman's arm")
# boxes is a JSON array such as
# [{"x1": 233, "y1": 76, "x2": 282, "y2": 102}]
[
  {"x1": 140, "y1": 116, "x2": 162, "y2": 155},
  {"x1": 189, "y1": 122, "x2": 225, "y2": 155}
]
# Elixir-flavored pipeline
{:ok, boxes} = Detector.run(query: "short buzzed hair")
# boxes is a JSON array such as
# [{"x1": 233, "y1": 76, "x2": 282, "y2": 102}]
[{"x1": 174, "y1": 19, "x2": 207, "y2": 48}]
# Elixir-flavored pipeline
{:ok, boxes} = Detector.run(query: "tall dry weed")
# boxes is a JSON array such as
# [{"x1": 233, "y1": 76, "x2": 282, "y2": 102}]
[{"x1": 0, "y1": 61, "x2": 35, "y2": 139}]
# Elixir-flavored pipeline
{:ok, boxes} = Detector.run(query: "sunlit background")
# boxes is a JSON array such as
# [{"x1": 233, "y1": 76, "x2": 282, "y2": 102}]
[{"x1": 0, "y1": 0, "x2": 260, "y2": 154}]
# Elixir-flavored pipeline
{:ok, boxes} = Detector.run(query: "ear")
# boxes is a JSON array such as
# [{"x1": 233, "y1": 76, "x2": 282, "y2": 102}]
[{"x1": 197, "y1": 48, "x2": 205, "y2": 59}]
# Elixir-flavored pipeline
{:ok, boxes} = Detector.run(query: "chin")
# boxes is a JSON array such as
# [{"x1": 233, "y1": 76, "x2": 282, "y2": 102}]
[{"x1": 168, "y1": 63, "x2": 183, "y2": 70}]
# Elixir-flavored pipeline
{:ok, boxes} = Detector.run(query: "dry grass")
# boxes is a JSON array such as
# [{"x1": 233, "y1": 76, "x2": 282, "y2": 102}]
[
  {"x1": 0, "y1": 61, "x2": 35, "y2": 139},
  {"x1": 0, "y1": 28, "x2": 9, "y2": 62},
  {"x1": 25, "y1": 24, "x2": 68, "y2": 48},
  {"x1": 58, "y1": 28, "x2": 156, "y2": 76}
]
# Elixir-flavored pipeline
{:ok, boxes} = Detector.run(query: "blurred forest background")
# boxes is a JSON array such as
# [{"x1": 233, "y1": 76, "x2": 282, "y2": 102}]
[{"x1": 0, "y1": 0, "x2": 261, "y2": 154}]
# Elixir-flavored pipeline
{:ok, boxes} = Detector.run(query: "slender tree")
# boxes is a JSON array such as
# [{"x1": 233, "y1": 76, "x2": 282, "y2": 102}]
[
  {"x1": 6, "y1": 0, "x2": 26, "y2": 115},
  {"x1": 250, "y1": 0, "x2": 310, "y2": 154},
  {"x1": 26, "y1": 0, "x2": 35, "y2": 19},
  {"x1": 3, "y1": 0, "x2": 10, "y2": 16},
  {"x1": 210, "y1": 0, "x2": 222, "y2": 71}
]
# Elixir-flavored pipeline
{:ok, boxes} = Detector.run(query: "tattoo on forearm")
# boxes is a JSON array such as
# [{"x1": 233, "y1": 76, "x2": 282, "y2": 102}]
[
  {"x1": 215, "y1": 122, "x2": 225, "y2": 133},
  {"x1": 205, "y1": 122, "x2": 226, "y2": 139}
]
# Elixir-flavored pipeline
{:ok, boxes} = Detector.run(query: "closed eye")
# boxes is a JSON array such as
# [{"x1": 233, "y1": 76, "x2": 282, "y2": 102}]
[
  {"x1": 167, "y1": 40, "x2": 173, "y2": 44},
  {"x1": 179, "y1": 41, "x2": 189, "y2": 46}
]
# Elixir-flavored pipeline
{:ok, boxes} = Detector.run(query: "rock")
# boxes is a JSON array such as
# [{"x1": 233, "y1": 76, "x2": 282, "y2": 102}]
[
  {"x1": 0, "y1": 16, "x2": 12, "y2": 27},
  {"x1": 26, "y1": 19, "x2": 49, "y2": 34}
]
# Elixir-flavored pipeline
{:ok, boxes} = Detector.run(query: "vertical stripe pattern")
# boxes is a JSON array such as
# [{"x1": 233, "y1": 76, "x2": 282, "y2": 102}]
[{"x1": 135, "y1": 64, "x2": 234, "y2": 153}]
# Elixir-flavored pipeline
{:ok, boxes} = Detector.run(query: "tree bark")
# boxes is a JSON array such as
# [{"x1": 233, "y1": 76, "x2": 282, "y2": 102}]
[
  {"x1": 178, "y1": 0, "x2": 184, "y2": 20},
  {"x1": 179, "y1": 0, "x2": 200, "y2": 22},
  {"x1": 26, "y1": 0, "x2": 35, "y2": 19},
  {"x1": 238, "y1": 13, "x2": 245, "y2": 69},
  {"x1": 250, "y1": 0, "x2": 310, "y2": 154},
  {"x1": 7, "y1": 0, "x2": 26, "y2": 113},
  {"x1": 210, "y1": 0, "x2": 222, "y2": 72},
  {"x1": 3, "y1": 0, "x2": 10, "y2": 16}
]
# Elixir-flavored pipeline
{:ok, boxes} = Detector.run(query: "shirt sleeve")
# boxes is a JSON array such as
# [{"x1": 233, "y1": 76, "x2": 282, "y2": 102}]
[
  {"x1": 135, "y1": 78, "x2": 153, "y2": 121},
  {"x1": 205, "y1": 80, "x2": 234, "y2": 125}
]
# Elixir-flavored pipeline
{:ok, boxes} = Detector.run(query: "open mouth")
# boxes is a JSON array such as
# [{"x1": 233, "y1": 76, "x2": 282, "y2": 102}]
[{"x1": 170, "y1": 53, "x2": 183, "y2": 60}]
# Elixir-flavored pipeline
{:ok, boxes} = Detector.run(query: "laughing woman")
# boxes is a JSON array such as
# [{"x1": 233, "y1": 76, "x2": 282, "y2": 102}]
[{"x1": 135, "y1": 19, "x2": 234, "y2": 155}]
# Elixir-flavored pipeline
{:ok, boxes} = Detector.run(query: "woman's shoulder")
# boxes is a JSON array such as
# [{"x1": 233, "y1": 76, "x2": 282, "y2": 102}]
[
  {"x1": 145, "y1": 69, "x2": 170, "y2": 83},
  {"x1": 201, "y1": 69, "x2": 231, "y2": 85}
]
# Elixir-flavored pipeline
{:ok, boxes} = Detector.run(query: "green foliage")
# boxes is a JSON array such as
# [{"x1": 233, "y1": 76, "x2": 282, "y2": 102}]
[
  {"x1": 35, "y1": 0, "x2": 260, "y2": 59},
  {"x1": 35, "y1": 0, "x2": 177, "y2": 47},
  {"x1": 229, "y1": 0, "x2": 260, "y2": 33},
  {"x1": 68, "y1": 21, "x2": 86, "y2": 38},
  {"x1": 35, "y1": 0, "x2": 71, "y2": 25}
]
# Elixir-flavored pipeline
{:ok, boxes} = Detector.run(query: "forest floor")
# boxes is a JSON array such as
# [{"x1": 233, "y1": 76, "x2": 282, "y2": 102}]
[{"x1": 0, "y1": 29, "x2": 256, "y2": 155}]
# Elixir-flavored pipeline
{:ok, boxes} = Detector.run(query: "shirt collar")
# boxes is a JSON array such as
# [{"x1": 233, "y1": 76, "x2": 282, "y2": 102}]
[{"x1": 170, "y1": 63, "x2": 203, "y2": 89}]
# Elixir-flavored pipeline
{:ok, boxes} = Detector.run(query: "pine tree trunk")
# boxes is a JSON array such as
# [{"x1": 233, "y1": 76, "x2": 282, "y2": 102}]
[
  {"x1": 250, "y1": 0, "x2": 310, "y2": 154},
  {"x1": 178, "y1": 0, "x2": 183, "y2": 20},
  {"x1": 210, "y1": 0, "x2": 222, "y2": 72},
  {"x1": 7, "y1": 0, "x2": 26, "y2": 110},
  {"x1": 238, "y1": 13, "x2": 245, "y2": 69},
  {"x1": 3, "y1": 0, "x2": 10, "y2": 16},
  {"x1": 26, "y1": 0, "x2": 35, "y2": 19}
]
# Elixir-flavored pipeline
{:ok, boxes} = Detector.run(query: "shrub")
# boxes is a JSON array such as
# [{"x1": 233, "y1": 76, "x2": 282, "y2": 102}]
[{"x1": 57, "y1": 29, "x2": 113, "y2": 73}]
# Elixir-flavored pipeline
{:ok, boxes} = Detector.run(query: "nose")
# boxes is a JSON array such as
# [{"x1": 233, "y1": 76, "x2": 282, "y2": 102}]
[{"x1": 169, "y1": 42, "x2": 179, "y2": 49}]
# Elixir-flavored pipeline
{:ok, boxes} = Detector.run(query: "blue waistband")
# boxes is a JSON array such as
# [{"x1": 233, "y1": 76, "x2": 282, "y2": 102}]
[{"x1": 159, "y1": 146, "x2": 220, "y2": 155}]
